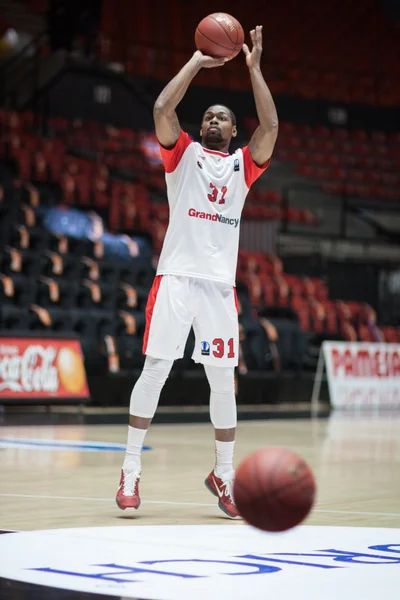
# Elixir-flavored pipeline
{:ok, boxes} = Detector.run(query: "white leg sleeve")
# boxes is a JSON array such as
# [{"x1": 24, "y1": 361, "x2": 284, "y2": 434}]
[
  {"x1": 204, "y1": 365, "x2": 237, "y2": 429},
  {"x1": 129, "y1": 356, "x2": 173, "y2": 418}
]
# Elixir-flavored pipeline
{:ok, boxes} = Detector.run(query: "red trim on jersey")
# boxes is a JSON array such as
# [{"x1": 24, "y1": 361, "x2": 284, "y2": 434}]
[
  {"x1": 159, "y1": 130, "x2": 193, "y2": 173},
  {"x1": 142, "y1": 275, "x2": 163, "y2": 354},
  {"x1": 234, "y1": 288, "x2": 239, "y2": 313},
  {"x1": 242, "y1": 145, "x2": 271, "y2": 188},
  {"x1": 203, "y1": 148, "x2": 230, "y2": 157}
]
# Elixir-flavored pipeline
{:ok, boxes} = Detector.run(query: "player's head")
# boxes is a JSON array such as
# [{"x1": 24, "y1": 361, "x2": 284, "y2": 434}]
[{"x1": 200, "y1": 104, "x2": 237, "y2": 150}]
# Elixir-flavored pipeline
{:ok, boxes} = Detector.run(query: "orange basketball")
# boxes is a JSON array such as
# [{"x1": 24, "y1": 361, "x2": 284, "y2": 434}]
[
  {"x1": 195, "y1": 13, "x2": 244, "y2": 60},
  {"x1": 233, "y1": 447, "x2": 316, "y2": 532}
]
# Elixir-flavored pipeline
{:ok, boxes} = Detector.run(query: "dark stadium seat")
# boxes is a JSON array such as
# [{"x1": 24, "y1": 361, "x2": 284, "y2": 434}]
[
  {"x1": 41, "y1": 252, "x2": 82, "y2": 280},
  {"x1": 77, "y1": 281, "x2": 116, "y2": 311},
  {"x1": 0, "y1": 274, "x2": 36, "y2": 307},
  {"x1": 116, "y1": 335, "x2": 145, "y2": 370},
  {"x1": 119, "y1": 263, "x2": 155, "y2": 289},
  {"x1": 10, "y1": 226, "x2": 50, "y2": 252},
  {"x1": 36, "y1": 277, "x2": 78, "y2": 309},
  {"x1": 69, "y1": 309, "x2": 115, "y2": 371},
  {"x1": 117, "y1": 283, "x2": 149, "y2": 312},
  {"x1": 115, "y1": 310, "x2": 146, "y2": 338},
  {"x1": 0, "y1": 249, "x2": 41, "y2": 278},
  {"x1": 0, "y1": 305, "x2": 30, "y2": 330}
]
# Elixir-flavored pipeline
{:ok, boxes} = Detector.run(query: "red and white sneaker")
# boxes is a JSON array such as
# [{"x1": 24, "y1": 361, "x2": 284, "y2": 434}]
[
  {"x1": 116, "y1": 469, "x2": 141, "y2": 510},
  {"x1": 205, "y1": 470, "x2": 240, "y2": 519}
]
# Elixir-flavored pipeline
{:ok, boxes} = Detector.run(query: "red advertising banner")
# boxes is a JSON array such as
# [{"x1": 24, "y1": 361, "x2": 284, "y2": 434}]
[{"x1": 0, "y1": 337, "x2": 89, "y2": 399}]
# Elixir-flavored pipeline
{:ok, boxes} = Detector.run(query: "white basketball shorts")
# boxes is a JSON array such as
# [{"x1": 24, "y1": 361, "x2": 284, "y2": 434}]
[{"x1": 143, "y1": 274, "x2": 239, "y2": 366}]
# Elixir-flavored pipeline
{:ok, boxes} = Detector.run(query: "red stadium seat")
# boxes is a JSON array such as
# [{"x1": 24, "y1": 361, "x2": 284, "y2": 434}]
[
  {"x1": 291, "y1": 297, "x2": 311, "y2": 332},
  {"x1": 358, "y1": 325, "x2": 374, "y2": 342}
]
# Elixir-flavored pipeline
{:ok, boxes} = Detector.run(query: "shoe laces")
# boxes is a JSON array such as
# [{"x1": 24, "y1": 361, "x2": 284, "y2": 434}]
[{"x1": 123, "y1": 470, "x2": 140, "y2": 496}]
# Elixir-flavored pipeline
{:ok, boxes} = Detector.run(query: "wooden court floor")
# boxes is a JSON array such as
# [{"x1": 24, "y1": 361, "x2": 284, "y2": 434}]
[{"x1": 1, "y1": 413, "x2": 400, "y2": 532}]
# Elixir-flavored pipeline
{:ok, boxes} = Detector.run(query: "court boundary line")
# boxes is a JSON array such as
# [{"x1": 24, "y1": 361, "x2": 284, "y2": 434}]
[
  {"x1": 0, "y1": 438, "x2": 151, "y2": 452},
  {"x1": 0, "y1": 493, "x2": 216, "y2": 508},
  {"x1": 1, "y1": 493, "x2": 399, "y2": 517}
]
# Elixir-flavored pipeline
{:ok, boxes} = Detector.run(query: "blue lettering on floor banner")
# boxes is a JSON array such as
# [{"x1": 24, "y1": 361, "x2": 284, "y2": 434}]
[
  {"x1": 0, "y1": 438, "x2": 151, "y2": 452},
  {"x1": 29, "y1": 544, "x2": 400, "y2": 582},
  {"x1": 265, "y1": 547, "x2": 400, "y2": 564}
]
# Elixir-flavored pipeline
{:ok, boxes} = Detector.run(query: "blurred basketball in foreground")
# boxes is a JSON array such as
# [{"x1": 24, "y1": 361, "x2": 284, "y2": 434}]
[
  {"x1": 233, "y1": 447, "x2": 316, "y2": 532},
  {"x1": 195, "y1": 13, "x2": 244, "y2": 60}
]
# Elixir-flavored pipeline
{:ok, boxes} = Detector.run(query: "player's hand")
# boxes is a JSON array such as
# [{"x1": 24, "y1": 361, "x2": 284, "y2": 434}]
[
  {"x1": 242, "y1": 25, "x2": 263, "y2": 69},
  {"x1": 193, "y1": 50, "x2": 228, "y2": 69}
]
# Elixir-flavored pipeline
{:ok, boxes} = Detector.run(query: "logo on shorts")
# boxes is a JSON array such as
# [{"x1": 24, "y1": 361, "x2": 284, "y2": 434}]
[{"x1": 201, "y1": 341, "x2": 210, "y2": 356}]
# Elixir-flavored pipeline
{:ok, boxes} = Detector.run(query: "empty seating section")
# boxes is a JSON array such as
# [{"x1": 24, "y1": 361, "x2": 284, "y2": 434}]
[
  {"x1": 99, "y1": 0, "x2": 399, "y2": 106},
  {"x1": 0, "y1": 181, "x2": 152, "y2": 371},
  {"x1": 0, "y1": 111, "x2": 153, "y2": 233},
  {"x1": 243, "y1": 187, "x2": 320, "y2": 225},
  {"x1": 260, "y1": 120, "x2": 400, "y2": 202},
  {"x1": 237, "y1": 250, "x2": 400, "y2": 344},
  {"x1": 0, "y1": 108, "x2": 319, "y2": 239}
]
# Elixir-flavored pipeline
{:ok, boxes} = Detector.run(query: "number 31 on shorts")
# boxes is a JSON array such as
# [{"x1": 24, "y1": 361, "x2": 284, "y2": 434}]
[{"x1": 212, "y1": 338, "x2": 235, "y2": 359}]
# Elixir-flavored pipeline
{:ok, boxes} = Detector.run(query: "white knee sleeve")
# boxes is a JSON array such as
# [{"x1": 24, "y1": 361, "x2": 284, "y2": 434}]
[
  {"x1": 129, "y1": 356, "x2": 173, "y2": 418},
  {"x1": 204, "y1": 365, "x2": 237, "y2": 429}
]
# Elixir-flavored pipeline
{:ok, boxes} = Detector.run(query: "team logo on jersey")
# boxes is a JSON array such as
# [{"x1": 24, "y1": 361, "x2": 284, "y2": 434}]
[
  {"x1": 234, "y1": 158, "x2": 240, "y2": 172},
  {"x1": 188, "y1": 208, "x2": 239, "y2": 228},
  {"x1": 201, "y1": 341, "x2": 210, "y2": 356},
  {"x1": 197, "y1": 160, "x2": 203, "y2": 169}
]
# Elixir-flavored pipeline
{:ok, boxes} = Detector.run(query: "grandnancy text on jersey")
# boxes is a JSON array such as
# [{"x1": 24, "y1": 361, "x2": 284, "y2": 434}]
[{"x1": 188, "y1": 207, "x2": 239, "y2": 228}]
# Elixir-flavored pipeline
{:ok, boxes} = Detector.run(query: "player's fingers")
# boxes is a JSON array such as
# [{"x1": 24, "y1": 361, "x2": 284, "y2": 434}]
[
  {"x1": 256, "y1": 25, "x2": 263, "y2": 45},
  {"x1": 203, "y1": 56, "x2": 226, "y2": 67},
  {"x1": 242, "y1": 43, "x2": 250, "y2": 56},
  {"x1": 250, "y1": 29, "x2": 256, "y2": 44}
]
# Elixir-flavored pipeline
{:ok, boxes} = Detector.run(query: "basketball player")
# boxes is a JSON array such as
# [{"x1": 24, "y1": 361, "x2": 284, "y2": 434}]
[{"x1": 117, "y1": 26, "x2": 278, "y2": 518}]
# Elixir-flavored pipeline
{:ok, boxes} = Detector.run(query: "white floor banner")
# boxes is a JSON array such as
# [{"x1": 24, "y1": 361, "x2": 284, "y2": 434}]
[{"x1": 312, "y1": 342, "x2": 400, "y2": 410}]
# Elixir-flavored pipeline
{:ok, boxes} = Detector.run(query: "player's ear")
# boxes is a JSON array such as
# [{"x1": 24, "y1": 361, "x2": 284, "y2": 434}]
[
  {"x1": 200, "y1": 127, "x2": 203, "y2": 137},
  {"x1": 232, "y1": 125, "x2": 237, "y2": 138}
]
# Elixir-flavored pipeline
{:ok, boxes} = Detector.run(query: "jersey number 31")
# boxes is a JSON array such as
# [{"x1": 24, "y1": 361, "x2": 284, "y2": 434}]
[{"x1": 208, "y1": 183, "x2": 227, "y2": 205}]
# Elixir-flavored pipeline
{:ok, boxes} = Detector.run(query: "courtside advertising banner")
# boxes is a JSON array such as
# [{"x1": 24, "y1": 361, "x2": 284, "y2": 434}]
[
  {"x1": 323, "y1": 341, "x2": 400, "y2": 409},
  {"x1": 0, "y1": 337, "x2": 89, "y2": 399}
]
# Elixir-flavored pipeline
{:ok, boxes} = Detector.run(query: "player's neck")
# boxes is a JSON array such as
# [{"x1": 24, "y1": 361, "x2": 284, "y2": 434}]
[{"x1": 201, "y1": 142, "x2": 230, "y2": 154}]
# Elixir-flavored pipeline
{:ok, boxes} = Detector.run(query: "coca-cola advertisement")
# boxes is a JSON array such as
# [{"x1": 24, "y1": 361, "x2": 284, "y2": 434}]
[{"x1": 0, "y1": 337, "x2": 89, "y2": 399}]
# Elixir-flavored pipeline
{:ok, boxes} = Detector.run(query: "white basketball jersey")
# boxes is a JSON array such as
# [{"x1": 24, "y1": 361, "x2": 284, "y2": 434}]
[{"x1": 156, "y1": 130, "x2": 269, "y2": 286}]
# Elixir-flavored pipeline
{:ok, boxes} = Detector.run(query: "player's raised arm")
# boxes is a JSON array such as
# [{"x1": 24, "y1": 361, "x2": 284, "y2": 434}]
[
  {"x1": 153, "y1": 51, "x2": 227, "y2": 148},
  {"x1": 243, "y1": 26, "x2": 279, "y2": 165}
]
